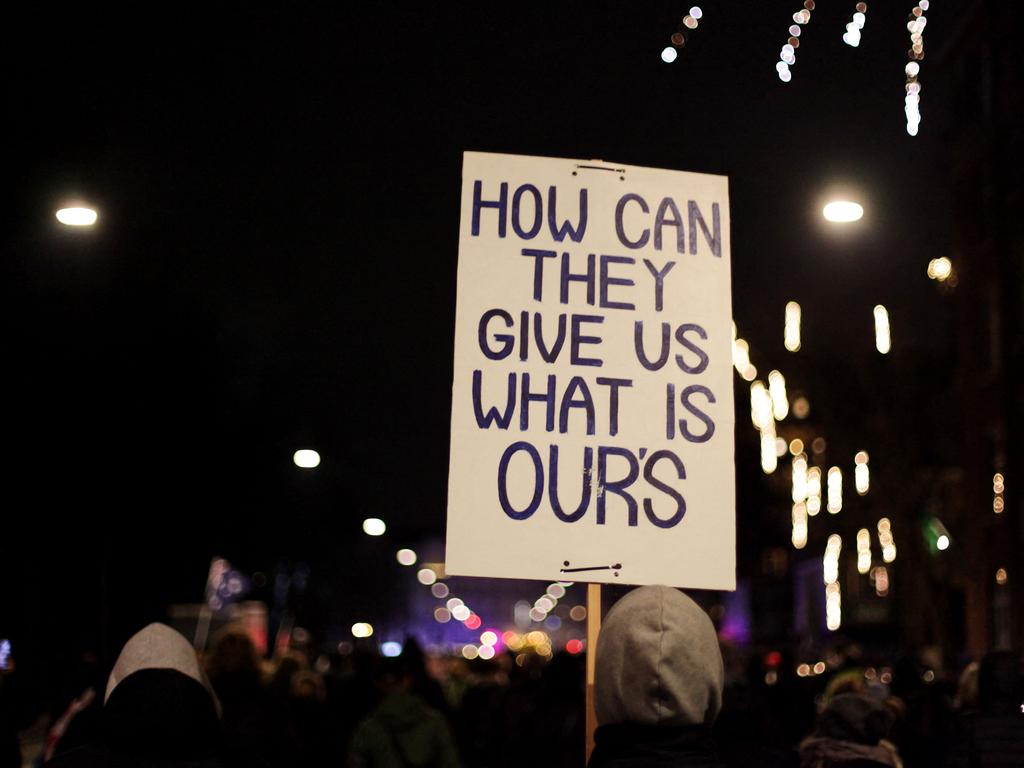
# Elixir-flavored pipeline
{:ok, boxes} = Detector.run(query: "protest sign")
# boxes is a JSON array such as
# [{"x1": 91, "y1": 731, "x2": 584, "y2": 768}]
[{"x1": 446, "y1": 152, "x2": 735, "y2": 590}]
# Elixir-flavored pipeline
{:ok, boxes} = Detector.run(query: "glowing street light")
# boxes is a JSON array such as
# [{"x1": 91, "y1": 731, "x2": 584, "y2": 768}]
[
  {"x1": 823, "y1": 201, "x2": 864, "y2": 223},
  {"x1": 293, "y1": 449, "x2": 321, "y2": 468},
  {"x1": 56, "y1": 206, "x2": 98, "y2": 227}
]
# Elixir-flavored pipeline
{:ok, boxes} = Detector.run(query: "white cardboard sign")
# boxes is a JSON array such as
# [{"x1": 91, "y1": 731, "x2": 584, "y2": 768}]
[{"x1": 446, "y1": 151, "x2": 735, "y2": 590}]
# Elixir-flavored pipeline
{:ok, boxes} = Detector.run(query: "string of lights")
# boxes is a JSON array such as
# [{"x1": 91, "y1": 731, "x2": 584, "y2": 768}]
[
  {"x1": 738, "y1": 304, "x2": 899, "y2": 631},
  {"x1": 904, "y1": 1, "x2": 929, "y2": 135},
  {"x1": 777, "y1": 1, "x2": 814, "y2": 83},
  {"x1": 824, "y1": 535, "x2": 842, "y2": 630},
  {"x1": 737, "y1": 303, "x2": 902, "y2": 631},
  {"x1": 662, "y1": 6, "x2": 704, "y2": 63},
  {"x1": 843, "y1": 3, "x2": 868, "y2": 47}
]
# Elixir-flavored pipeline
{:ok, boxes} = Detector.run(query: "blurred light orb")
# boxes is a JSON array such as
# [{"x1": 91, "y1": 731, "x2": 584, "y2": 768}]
[
  {"x1": 351, "y1": 622, "x2": 373, "y2": 638},
  {"x1": 56, "y1": 206, "x2": 98, "y2": 226},
  {"x1": 936, "y1": 534, "x2": 950, "y2": 551},
  {"x1": 464, "y1": 614, "x2": 482, "y2": 630},
  {"x1": 793, "y1": 397, "x2": 810, "y2": 419},
  {"x1": 417, "y1": 568, "x2": 437, "y2": 586},
  {"x1": 452, "y1": 605, "x2": 471, "y2": 621},
  {"x1": 293, "y1": 449, "x2": 321, "y2": 468},
  {"x1": 434, "y1": 607, "x2": 452, "y2": 623},
  {"x1": 996, "y1": 568, "x2": 1008, "y2": 585},
  {"x1": 446, "y1": 597, "x2": 464, "y2": 611},
  {"x1": 661, "y1": 46, "x2": 678, "y2": 63},
  {"x1": 461, "y1": 645, "x2": 479, "y2": 660},
  {"x1": 362, "y1": 518, "x2": 386, "y2": 536},
  {"x1": 927, "y1": 257, "x2": 952, "y2": 281},
  {"x1": 480, "y1": 631, "x2": 498, "y2": 647},
  {"x1": 569, "y1": 605, "x2": 587, "y2": 621},
  {"x1": 380, "y1": 641, "x2": 402, "y2": 657},
  {"x1": 478, "y1": 645, "x2": 496, "y2": 660},
  {"x1": 823, "y1": 201, "x2": 864, "y2": 222},
  {"x1": 431, "y1": 582, "x2": 449, "y2": 599},
  {"x1": 689, "y1": 7, "x2": 703, "y2": 20},
  {"x1": 396, "y1": 549, "x2": 417, "y2": 566}
]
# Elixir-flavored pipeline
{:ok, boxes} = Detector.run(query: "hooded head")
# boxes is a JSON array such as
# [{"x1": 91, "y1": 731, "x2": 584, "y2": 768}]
[
  {"x1": 817, "y1": 693, "x2": 895, "y2": 745},
  {"x1": 594, "y1": 586, "x2": 723, "y2": 728},
  {"x1": 105, "y1": 624, "x2": 213, "y2": 704},
  {"x1": 101, "y1": 623, "x2": 222, "y2": 762}
]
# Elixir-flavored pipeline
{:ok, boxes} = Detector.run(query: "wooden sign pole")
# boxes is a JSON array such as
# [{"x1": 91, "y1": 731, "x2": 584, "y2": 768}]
[{"x1": 585, "y1": 582, "x2": 602, "y2": 764}]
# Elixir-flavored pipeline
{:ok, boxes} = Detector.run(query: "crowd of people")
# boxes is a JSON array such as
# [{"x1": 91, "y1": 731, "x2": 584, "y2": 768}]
[{"x1": 2, "y1": 587, "x2": 1023, "y2": 767}]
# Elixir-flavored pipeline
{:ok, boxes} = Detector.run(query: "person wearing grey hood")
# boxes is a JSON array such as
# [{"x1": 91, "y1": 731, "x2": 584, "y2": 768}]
[
  {"x1": 588, "y1": 585, "x2": 725, "y2": 768},
  {"x1": 45, "y1": 623, "x2": 246, "y2": 768}
]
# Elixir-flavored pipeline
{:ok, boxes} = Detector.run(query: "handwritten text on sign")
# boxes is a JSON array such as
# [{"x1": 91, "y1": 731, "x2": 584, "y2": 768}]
[{"x1": 446, "y1": 152, "x2": 735, "y2": 589}]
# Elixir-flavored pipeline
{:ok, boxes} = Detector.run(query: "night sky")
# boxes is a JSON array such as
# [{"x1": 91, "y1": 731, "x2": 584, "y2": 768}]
[{"x1": 2, "y1": 2, "x2": 957, "y2": 661}]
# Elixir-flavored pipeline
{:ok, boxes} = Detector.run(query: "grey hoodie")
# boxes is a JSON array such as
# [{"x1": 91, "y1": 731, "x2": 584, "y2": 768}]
[
  {"x1": 105, "y1": 624, "x2": 219, "y2": 712},
  {"x1": 595, "y1": 586, "x2": 724, "y2": 728},
  {"x1": 44, "y1": 623, "x2": 227, "y2": 767}
]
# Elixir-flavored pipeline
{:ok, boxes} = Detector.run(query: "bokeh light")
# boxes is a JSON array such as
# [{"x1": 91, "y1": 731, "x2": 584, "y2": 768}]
[
  {"x1": 56, "y1": 206, "x2": 98, "y2": 226},
  {"x1": 823, "y1": 201, "x2": 864, "y2": 222},
  {"x1": 293, "y1": 449, "x2": 321, "y2": 468},
  {"x1": 396, "y1": 549, "x2": 417, "y2": 566},
  {"x1": 380, "y1": 641, "x2": 402, "y2": 657}
]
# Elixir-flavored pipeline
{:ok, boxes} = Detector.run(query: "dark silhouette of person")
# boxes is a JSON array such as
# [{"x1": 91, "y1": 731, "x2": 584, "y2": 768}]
[
  {"x1": 205, "y1": 628, "x2": 295, "y2": 767},
  {"x1": 945, "y1": 650, "x2": 1024, "y2": 768},
  {"x1": 798, "y1": 693, "x2": 901, "y2": 768},
  {"x1": 43, "y1": 622, "x2": 245, "y2": 767},
  {"x1": 349, "y1": 656, "x2": 460, "y2": 768}
]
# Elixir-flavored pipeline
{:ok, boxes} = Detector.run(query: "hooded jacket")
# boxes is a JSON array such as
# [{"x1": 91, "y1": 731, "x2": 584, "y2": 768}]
[
  {"x1": 588, "y1": 585, "x2": 724, "y2": 768},
  {"x1": 348, "y1": 690, "x2": 460, "y2": 768},
  {"x1": 799, "y1": 694, "x2": 901, "y2": 768},
  {"x1": 45, "y1": 623, "x2": 234, "y2": 768}
]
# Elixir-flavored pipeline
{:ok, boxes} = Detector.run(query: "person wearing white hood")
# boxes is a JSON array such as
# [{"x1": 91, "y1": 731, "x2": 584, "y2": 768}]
[
  {"x1": 588, "y1": 586, "x2": 725, "y2": 768},
  {"x1": 45, "y1": 623, "x2": 244, "y2": 768}
]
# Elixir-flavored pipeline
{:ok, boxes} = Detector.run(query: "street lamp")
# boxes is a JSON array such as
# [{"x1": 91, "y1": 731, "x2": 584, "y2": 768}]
[
  {"x1": 55, "y1": 206, "x2": 98, "y2": 227},
  {"x1": 822, "y1": 201, "x2": 864, "y2": 223},
  {"x1": 293, "y1": 449, "x2": 321, "y2": 468}
]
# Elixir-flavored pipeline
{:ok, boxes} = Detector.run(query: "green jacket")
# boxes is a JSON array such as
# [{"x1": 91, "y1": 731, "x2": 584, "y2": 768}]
[{"x1": 349, "y1": 691, "x2": 460, "y2": 768}]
